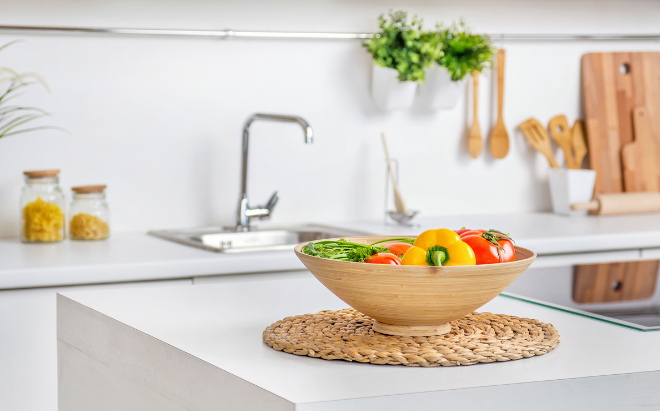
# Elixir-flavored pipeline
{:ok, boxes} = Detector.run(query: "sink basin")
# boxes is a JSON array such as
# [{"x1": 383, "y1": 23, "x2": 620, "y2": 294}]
[{"x1": 148, "y1": 224, "x2": 368, "y2": 253}]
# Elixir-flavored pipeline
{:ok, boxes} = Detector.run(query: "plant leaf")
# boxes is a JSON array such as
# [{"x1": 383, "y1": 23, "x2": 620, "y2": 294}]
[
  {"x1": 0, "y1": 126, "x2": 64, "y2": 139},
  {"x1": 0, "y1": 40, "x2": 22, "y2": 54},
  {"x1": 0, "y1": 113, "x2": 50, "y2": 135},
  {"x1": 0, "y1": 41, "x2": 58, "y2": 139}
]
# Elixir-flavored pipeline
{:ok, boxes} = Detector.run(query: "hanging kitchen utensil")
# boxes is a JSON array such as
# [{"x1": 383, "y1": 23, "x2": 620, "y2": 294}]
[
  {"x1": 519, "y1": 118, "x2": 560, "y2": 168},
  {"x1": 381, "y1": 133, "x2": 407, "y2": 213},
  {"x1": 468, "y1": 72, "x2": 483, "y2": 159},
  {"x1": 622, "y1": 107, "x2": 660, "y2": 192},
  {"x1": 548, "y1": 115, "x2": 577, "y2": 169},
  {"x1": 489, "y1": 49, "x2": 509, "y2": 159},
  {"x1": 572, "y1": 119, "x2": 588, "y2": 169}
]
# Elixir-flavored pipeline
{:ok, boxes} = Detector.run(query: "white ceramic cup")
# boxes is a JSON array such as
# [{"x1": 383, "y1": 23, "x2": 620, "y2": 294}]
[{"x1": 548, "y1": 168, "x2": 597, "y2": 216}]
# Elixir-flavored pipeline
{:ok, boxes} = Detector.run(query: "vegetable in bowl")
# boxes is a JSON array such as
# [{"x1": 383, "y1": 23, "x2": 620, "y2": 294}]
[
  {"x1": 302, "y1": 237, "x2": 414, "y2": 263},
  {"x1": 302, "y1": 228, "x2": 515, "y2": 266}
]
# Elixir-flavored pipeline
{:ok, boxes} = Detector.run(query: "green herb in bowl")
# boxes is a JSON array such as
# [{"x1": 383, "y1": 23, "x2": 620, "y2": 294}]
[{"x1": 303, "y1": 237, "x2": 414, "y2": 263}]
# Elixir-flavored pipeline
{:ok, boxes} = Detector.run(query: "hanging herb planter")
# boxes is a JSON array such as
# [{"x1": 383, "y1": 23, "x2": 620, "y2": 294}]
[
  {"x1": 418, "y1": 22, "x2": 495, "y2": 110},
  {"x1": 363, "y1": 11, "x2": 442, "y2": 111},
  {"x1": 370, "y1": 64, "x2": 418, "y2": 111},
  {"x1": 416, "y1": 64, "x2": 465, "y2": 110}
]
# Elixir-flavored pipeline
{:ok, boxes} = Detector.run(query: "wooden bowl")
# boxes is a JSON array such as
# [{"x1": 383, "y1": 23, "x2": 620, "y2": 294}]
[{"x1": 295, "y1": 236, "x2": 536, "y2": 336}]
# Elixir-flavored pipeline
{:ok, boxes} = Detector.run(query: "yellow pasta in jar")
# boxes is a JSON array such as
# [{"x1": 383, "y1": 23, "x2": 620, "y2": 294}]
[
  {"x1": 69, "y1": 213, "x2": 109, "y2": 240},
  {"x1": 22, "y1": 197, "x2": 65, "y2": 242}
]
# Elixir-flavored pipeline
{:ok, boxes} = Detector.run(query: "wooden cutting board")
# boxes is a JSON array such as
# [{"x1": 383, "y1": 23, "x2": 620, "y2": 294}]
[
  {"x1": 622, "y1": 107, "x2": 659, "y2": 192},
  {"x1": 573, "y1": 260, "x2": 659, "y2": 303},
  {"x1": 581, "y1": 52, "x2": 660, "y2": 193},
  {"x1": 577, "y1": 52, "x2": 660, "y2": 303}
]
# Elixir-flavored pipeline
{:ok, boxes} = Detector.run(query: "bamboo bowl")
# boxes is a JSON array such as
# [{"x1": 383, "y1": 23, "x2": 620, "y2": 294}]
[{"x1": 295, "y1": 236, "x2": 536, "y2": 337}]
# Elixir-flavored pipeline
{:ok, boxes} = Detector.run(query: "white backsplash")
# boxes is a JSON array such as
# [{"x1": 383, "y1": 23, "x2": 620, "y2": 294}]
[{"x1": 1, "y1": 0, "x2": 660, "y2": 234}]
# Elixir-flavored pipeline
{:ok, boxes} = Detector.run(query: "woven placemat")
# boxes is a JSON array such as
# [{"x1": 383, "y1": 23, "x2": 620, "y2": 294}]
[{"x1": 263, "y1": 308, "x2": 560, "y2": 367}]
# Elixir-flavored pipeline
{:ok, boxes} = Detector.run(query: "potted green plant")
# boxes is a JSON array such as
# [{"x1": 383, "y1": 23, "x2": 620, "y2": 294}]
[
  {"x1": 417, "y1": 22, "x2": 494, "y2": 110},
  {"x1": 0, "y1": 41, "x2": 58, "y2": 141},
  {"x1": 363, "y1": 11, "x2": 442, "y2": 111}
]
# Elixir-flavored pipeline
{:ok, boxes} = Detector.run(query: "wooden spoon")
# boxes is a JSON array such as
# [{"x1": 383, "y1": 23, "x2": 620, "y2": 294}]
[
  {"x1": 572, "y1": 119, "x2": 588, "y2": 169},
  {"x1": 548, "y1": 115, "x2": 577, "y2": 169},
  {"x1": 468, "y1": 72, "x2": 482, "y2": 159},
  {"x1": 381, "y1": 132, "x2": 407, "y2": 213},
  {"x1": 519, "y1": 118, "x2": 560, "y2": 168},
  {"x1": 490, "y1": 49, "x2": 509, "y2": 159}
]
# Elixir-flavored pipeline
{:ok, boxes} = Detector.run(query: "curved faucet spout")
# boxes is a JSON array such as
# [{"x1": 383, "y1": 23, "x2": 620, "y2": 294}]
[
  {"x1": 243, "y1": 113, "x2": 313, "y2": 144},
  {"x1": 236, "y1": 113, "x2": 314, "y2": 231}
]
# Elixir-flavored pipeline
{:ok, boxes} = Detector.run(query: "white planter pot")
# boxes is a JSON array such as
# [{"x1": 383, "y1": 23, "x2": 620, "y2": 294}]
[
  {"x1": 548, "y1": 168, "x2": 597, "y2": 216},
  {"x1": 416, "y1": 65, "x2": 465, "y2": 110},
  {"x1": 370, "y1": 64, "x2": 417, "y2": 111}
]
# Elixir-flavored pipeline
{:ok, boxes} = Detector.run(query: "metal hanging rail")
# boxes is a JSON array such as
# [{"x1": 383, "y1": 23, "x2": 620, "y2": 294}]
[{"x1": 0, "y1": 25, "x2": 659, "y2": 41}]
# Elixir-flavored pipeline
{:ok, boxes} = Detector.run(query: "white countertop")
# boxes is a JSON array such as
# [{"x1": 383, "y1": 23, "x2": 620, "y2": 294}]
[
  {"x1": 58, "y1": 273, "x2": 660, "y2": 410},
  {"x1": 0, "y1": 232, "x2": 302, "y2": 289},
  {"x1": 4, "y1": 212, "x2": 660, "y2": 289}
]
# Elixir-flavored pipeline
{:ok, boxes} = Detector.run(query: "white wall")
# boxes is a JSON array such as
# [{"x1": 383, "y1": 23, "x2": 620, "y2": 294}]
[{"x1": 1, "y1": 0, "x2": 660, "y2": 235}]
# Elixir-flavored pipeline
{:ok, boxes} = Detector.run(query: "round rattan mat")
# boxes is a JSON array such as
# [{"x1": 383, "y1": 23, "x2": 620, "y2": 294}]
[{"x1": 263, "y1": 308, "x2": 560, "y2": 367}]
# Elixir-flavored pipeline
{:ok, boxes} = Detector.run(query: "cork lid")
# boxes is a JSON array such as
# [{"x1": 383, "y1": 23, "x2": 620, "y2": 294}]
[
  {"x1": 23, "y1": 169, "x2": 60, "y2": 178},
  {"x1": 71, "y1": 185, "x2": 107, "y2": 194}
]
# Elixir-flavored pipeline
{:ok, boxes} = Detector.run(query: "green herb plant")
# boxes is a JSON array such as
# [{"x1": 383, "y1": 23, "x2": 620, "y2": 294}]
[
  {"x1": 303, "y1": 237, "x2": 415, "y2": 262},
  {"x1": 434, "y1": 21, "x2": 495, "y2": 81},
  {"x1": 0, "y1": 40, "x2": 60, "y2": 140},
  {"x1": 363, "y1": 10, "x2": 443, "y2": 84}
]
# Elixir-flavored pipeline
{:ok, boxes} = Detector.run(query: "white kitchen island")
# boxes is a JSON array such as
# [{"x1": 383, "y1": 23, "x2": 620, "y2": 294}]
[{"x1": 58, "y1": 272, "x2": 660, "y2": 411}]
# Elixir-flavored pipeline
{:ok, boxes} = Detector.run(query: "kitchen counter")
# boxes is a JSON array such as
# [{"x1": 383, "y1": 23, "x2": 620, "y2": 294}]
[
  {"x1": 3, "y1": 212, "x2": 660, "y2": 290},
  {"x1": 58, "y1": 273, "x2": 660, "y2": 410}
]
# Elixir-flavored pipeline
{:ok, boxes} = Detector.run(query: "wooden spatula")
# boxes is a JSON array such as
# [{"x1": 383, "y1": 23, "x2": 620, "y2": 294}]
[
  {"x1": 490, "y1": 49, "x2": 509, "y2": 159},
  {"x1": 548, "y1": 115, "x2": 577, "y2": 169},
  {"x1": 468, "y1": 73, "x2": 482, "y2": 159},
  {"x1": 519, "y1": 118, "x2": 560, "y2": 168},
  {"x1": 572, "y1": 120, "x2": 588, "y2": 169},
  {"x1": 381, "y1": 132, "x2": 407, "y2": 213},
  {"x1": 622, "y1": 107, "x2": 659, "y2": 192}
]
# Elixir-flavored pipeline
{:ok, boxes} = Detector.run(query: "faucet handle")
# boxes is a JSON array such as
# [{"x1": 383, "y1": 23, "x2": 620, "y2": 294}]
[
  {"x1": 265, "y1": 191, "x2": 279, "y2": 213},
  {"x1": 254, "y1": 191, "x2": 279, "y2": 220}
]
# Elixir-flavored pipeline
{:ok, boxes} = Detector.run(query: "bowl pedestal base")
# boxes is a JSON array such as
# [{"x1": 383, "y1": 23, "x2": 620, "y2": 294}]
[{"x1": 372, "y1": 321, "x2": 451, "y2": 337}]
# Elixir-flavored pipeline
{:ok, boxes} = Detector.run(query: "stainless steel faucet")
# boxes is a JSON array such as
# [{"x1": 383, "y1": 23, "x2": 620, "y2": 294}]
[{"x1": 235, "y1": 113, "x2": 314, "y2": 231}]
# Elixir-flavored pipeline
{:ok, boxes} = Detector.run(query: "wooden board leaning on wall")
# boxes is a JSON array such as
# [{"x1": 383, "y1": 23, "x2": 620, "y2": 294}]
[{"x1": 576, "y1": 52, "x2": 660, "y2": 303}]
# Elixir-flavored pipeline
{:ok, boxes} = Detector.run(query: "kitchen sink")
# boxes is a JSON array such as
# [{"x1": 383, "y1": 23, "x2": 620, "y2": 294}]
[{"x1": 148, "y1": 224, "x2": 368, "y2": 253}]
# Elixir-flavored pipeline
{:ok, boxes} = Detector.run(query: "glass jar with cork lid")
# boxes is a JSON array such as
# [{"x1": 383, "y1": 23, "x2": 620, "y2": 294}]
[
  {"x1": 20, "y1": 169, "x2": 66, "y2": 243},
  {"x1": 69, "y1": 185, "x2": 109, "y2": 241}
]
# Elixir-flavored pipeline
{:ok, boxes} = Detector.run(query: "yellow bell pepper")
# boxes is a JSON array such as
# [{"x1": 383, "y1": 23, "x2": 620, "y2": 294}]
[{"x1": 401, "y1": 228, "x2": 476, "y2": 266}]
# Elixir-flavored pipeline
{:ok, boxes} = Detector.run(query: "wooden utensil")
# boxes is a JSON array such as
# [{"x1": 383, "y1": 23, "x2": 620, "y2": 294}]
[
  {"x1": 490, "y1": 49, "x2": 509, "y2": 159},
  {"x1": 519, "y1": 118, "x2": 560, "y2": 168},
  {"x1": 468, "y1": 73, "x2": 482, "y2": 159},
  {"x1": 622, "y1": 107, "x2": 660, "y2": 192},
  {"x1": 572, "y1": 119, "x2": 588, "y2": 169},
  {"x1": 571, "y1": 192, "x2": 660, "y2": 215},
  {"x1": 381, "y1": 133, "x2": 407, "y2": 213},
  {"x1": 548, "y1": 115, "x2": 577, "y2": 169}
]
